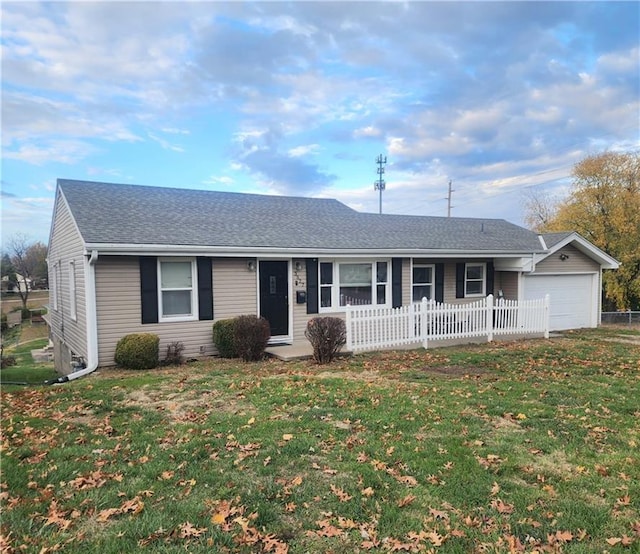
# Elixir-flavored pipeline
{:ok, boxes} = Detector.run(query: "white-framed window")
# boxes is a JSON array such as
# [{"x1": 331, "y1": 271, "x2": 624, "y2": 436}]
[
  {"x1": 158, "y1": 258, "x2": 197, "y2": 321},
  {"x1": 465, "y1": 263, "x2": 486, "y2": 297},
  {"x1": 320, "y1": 262, "x2": 333, "y2": 308},
  {"x1": 68, "y1": 261, "x2": 77, "y2": 321},
  {"x1": 319, "y1": 260, "x2": 390, "y2": 311},
  {"x1": 412, "y1": 263, "x2": 434, "y2": 302},
  {"x1": 51, "y1": 262, "x2": 59, "y2": 311}
]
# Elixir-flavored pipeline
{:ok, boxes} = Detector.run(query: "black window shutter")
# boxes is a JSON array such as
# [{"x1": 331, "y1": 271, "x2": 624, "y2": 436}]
[
  {"x1": 140, "y1": 256, "x2": 158, "y2": 324},
  {"x1": 392, "y1": 258, "x2": 402, "y2": 308},
  {"x1": 455, "y1": 263, "x2": 465, "y2": 298},
  {"x1": 197, "y1": 257, "x2": 213, "y2": 320},
  {"x1": 435, "y1": 263, "x2": 444, "y2": 303},
  {"x1": 306, "y1": 258, "x2": 318, "y2": 314},
  {"x1": 486, "y1": 261, "x2": 495, "y2": 297}
]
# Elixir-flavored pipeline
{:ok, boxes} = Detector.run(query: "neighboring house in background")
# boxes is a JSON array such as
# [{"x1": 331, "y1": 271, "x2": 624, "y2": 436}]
[
  {"x1": 47, "y1": 179, "x2": 619, "y2": 375},
  {"x1": 1, "y1": 273, "x2": 32, "y2": 294}
]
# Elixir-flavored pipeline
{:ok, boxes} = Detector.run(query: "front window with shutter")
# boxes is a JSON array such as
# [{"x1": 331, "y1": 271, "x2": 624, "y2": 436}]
[
  {"x1": 158, "y1": 259, "x2": 197, "y2": 321},
  {"x1": 465, "y1": 263, "x2": 486, "y2": 297},
  {"x1": 412, "y1": 264, "x2": 434, "y2": 302}
]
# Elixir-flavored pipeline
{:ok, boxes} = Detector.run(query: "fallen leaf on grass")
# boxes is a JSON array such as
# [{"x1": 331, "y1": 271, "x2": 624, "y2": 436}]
[
  {"x1": 330, "y1": 484, "x2": 353, "y2": 502},
  {"x1": 490, "y1": 498, "x2": 514, "y2": 515},
  {"x1": 397, "y1": 494, "x2": 416, "y2": 507},
  {"x1": 429, "y1": 507, "x2": 449, "y2": 520},
  {"x1": 361, "y1": 487, "x2": 375, "y2": 497},
  {"x1": 606, "y1": 536, "x2": 634, "y2": 546},
  {"x1": 427, "y1": 531, "x2": 445, "y2": 546},
  {"x1": 178, "y1": 521, "x2": 207, "y2": 539},
  {"x1": 398, "y1": 475, "x2": 418, "y2": 487}
]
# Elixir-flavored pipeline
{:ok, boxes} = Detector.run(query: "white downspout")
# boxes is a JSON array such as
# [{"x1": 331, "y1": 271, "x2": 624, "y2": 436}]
[{"x1": 66, "y1": 249, "x2": 100, "y2": 380}]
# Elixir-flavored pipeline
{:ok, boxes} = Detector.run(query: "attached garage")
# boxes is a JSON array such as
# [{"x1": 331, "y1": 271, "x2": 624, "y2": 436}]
[{"x1": 523, "y1": 273, "x2": 597, "y2": 331}]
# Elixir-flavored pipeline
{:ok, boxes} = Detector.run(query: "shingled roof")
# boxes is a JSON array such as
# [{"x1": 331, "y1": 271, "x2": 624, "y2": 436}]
[{"x1": 58, "y1": 179, "x2": 545, "y2": 253}]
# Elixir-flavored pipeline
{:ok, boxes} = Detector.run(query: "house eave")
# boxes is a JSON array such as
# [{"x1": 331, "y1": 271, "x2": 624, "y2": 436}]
[
  {"x1": 536, "y1": 232, "x2": 619, "y2": 270},
  {"x1": 83, "y1": 242, "x2": 542, "y2": 259}
]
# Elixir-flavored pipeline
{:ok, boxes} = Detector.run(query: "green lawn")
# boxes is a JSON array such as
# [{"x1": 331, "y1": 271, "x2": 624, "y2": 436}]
[
  {"x1": 1, "y1": 338, "x2": 57, "y2": 385},
  {"x1": 1, "y1": 329, "x2": 638, "y2": 553}
]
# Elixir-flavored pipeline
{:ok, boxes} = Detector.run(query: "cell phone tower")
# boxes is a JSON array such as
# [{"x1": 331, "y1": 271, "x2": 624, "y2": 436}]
[{"x1": 374, "y1": 154, "x2": 387, "y2": 214}]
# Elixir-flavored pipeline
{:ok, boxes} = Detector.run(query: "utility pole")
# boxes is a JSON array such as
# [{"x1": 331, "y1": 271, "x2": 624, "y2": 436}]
[
  {"x1": 446, "y1": 179, "x2": 454, "y2": 217},
  {"x1": 374, "y1": 154, "x2": 387, "y2": 214}
]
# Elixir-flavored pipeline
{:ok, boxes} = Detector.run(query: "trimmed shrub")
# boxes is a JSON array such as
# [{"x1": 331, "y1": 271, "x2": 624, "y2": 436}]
[
  {"x1": 163, "y1": 341, "x2": 185, "y2": 366},
  {"x1": 233, "y1": 315, "x2": 271, "y2": 362},
  {"x1": 114, "y1": 333, "x2": 159, "y2": 370},
  {"x1": 305, "y1": 317, "x2": 346, "y2": 364},
  {"x1": 212, "y1": 319, "x2": 238, "y2": 358}
]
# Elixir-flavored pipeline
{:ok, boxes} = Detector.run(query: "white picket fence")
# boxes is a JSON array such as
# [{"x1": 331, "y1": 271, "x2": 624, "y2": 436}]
[{"x1": 345, "y1": 294, "x2": 550, "y2": 352}]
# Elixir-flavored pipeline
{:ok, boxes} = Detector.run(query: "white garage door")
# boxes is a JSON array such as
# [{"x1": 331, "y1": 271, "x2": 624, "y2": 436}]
[{"x1": 523, "y1": 274, "x2": 595, "y2": 331}]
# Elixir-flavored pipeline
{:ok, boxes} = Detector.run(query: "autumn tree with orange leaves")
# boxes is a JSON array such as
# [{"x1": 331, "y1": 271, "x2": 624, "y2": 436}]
[{"x1": 525, "y1": 151, "x2": 640, "y2": 311}]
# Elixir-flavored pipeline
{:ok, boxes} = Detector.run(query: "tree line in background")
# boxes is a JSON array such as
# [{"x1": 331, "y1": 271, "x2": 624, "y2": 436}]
[
  {"x1": 525, "y1": 151, "x2": 640, "y2": 311},
  {"x1": 1, "y1": 234, "x2": 48, "y2": 311}
]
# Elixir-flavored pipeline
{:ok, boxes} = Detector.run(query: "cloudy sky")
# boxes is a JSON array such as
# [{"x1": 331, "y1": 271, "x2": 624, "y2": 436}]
[{"x1": 2, "y1": 1, "x2": 639, "y2": 248}]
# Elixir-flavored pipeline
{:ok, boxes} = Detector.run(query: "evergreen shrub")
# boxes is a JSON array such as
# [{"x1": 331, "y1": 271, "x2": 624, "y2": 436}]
[
  {"x1": 114, "y1": 333, "x2": 159, "y2": 370},
  {"x1": 212, "y1": 319, "x2": 238, "y2": 358}
]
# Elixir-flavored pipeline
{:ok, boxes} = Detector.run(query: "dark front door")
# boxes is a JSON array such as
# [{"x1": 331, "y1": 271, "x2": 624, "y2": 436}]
[{"x1": 259, "y1": 261, "x2": 289, "y2": 337}]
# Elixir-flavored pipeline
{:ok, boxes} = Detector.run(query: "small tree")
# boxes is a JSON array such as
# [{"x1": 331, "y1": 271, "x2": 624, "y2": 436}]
[{"x1": 5, "y1": 235, "x2": 48, "y2": 310}]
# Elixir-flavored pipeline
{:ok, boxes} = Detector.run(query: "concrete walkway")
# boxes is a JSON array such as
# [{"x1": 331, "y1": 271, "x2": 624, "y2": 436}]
[
  {"x1": 265, "y1": 344, "x2": 314, "y2": 361},
  {"x1": 265, "y1": 344, "x2": 355, "y2": 361}
]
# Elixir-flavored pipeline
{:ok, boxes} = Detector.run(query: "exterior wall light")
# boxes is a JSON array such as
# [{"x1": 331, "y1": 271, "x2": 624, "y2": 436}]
[
  {"x1": 247, "y1": 260, "x2": 256, "y2": 271},
  {"x1": 559, "y1": 253, "x2": 569, "y2": 261}
]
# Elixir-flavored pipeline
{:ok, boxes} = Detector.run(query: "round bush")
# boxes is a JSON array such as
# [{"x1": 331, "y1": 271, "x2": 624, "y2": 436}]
[
  {"x1": 305, "y1": 316, "x2": 346, "y2": 364},
  {"x1": 212, "y1": 319, "x2": 238, "y2": 358},
  {"x1": 233, "y1": 315, "x2": 271, "y2": 362},
  {"x1": 114, "y1": 333, "x2": 159, "y2": 370}
]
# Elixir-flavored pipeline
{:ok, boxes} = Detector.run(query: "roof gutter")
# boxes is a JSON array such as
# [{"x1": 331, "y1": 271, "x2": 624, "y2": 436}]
[
  {"x1": 84, "y1": 243, "x2": 546, "y2": 259},
  {"x1": 46, "y1": 250, "x2": 100, "y2": 384}
]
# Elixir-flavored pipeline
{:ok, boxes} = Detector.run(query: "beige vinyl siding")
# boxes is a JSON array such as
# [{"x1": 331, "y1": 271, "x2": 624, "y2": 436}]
[
  {"x1": 534, "y1": 244, "x2": 599, "y2": 273},
  {"x1": 95, "y1": 256, "x2": 260, "y2": 365},
  {"x1": 47, "y1": 193, "x2": 87, "y2": 371},
  {"x1": 212, "y1": 258, "x2": 257, "y2": 317},
  {"x1": 497, "y1": 271, "x2": 519, "y2": 300},
  {"x1": 401, "y1": 258, "x2": 411, "y2": 306}
]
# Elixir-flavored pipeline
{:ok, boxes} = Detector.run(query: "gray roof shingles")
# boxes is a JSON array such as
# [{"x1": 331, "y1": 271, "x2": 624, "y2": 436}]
[
  {"x1": 58, "y1": 179, "x2": 544, "y2": 253},
  {"x1": 541, "y1": 232, "x2": 573, "y2": 248}
]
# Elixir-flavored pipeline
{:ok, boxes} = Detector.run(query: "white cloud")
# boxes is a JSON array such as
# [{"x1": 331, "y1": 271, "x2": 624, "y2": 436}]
[
  {"x1": 354, "y1": 126, "x2": 382, "y2": 139},
  {"x1": 288, "y1": 144, "x2": 320, "y2": 158}
]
